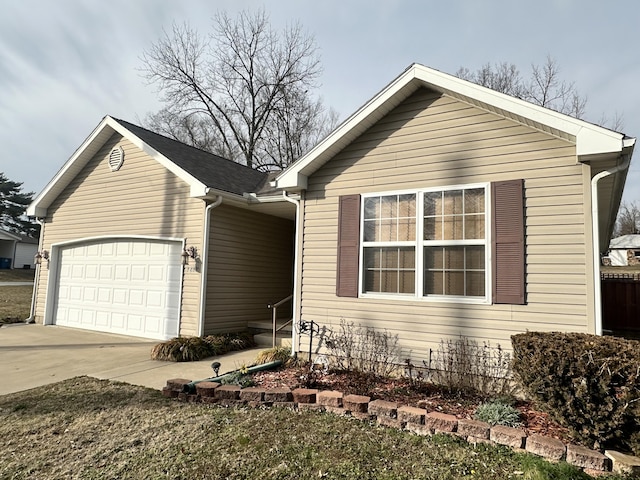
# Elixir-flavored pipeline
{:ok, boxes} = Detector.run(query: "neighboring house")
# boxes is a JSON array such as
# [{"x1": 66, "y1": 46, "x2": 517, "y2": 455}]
[
  {"x1": 27, "y1": 116, "x2": 295, "y2": 340},
  {"x1": 607, "y1": 234, "x2": 640, "y2": 266},
  {"x1": 0, "y1": 229, "x2": 38, "y2": 269},
  {"x1": 273, "y1": 63, "x2": 636, "y2": 361}
]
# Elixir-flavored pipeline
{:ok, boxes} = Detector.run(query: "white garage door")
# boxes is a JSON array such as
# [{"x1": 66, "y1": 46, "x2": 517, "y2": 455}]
[{"x1": 54, "y1": 239, "x2": 182, "y2": 340}]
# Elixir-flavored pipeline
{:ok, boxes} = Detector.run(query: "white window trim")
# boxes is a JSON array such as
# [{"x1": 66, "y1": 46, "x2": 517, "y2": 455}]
[{"x1": 359, "y1": 183, "x2": 491, "y2": 304}]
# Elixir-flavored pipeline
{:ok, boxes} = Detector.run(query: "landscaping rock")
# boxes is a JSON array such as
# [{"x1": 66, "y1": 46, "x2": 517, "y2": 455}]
[
  {"x1": 292, "y1": 388, "x2": 318, "y2": 404},
  {"x1": 425, "y1": 412, "x2": 457, "y2": 433},
  {"x1": 397, "y1": 406, "x2": 426, "y2": 425},
  {"x1": 195, "y1": 381, "x2": 220, "y2": 397},
  {"x1": 166, "y1": 378, "x2": 192, "y2": 391},
  {"x1": 368, "y1": 399, "x2": 398, "y2": 418},
  {"x1": 239, "y1": 387, "x2": 265, "y2": 402},
  {"x1": 490, "y1": 425, "x2": 526, "y2": 449},
  {"x1": 525, "y1": 434, "x2": 565, "y2": 461},
  {"x1": 161, "y1": 386, "x2": 178, "y2": 398},
  {"x1": 457, "y1": 419, "x2": 490, "y2": 440},
  {"x1": 343, "y1": 394, "x2": 370, "y2": 413},
  {"x1": 317, "y1": 390, "x2": 343, "y2": 408},
  {"x1": 604, "y1": 450, "x2": 640, "y2": 475},
  {"x1": 215, "y1": 385, "x2": 241, "y2": 400},
  {"x1": 264, "y1": 387, "x2": 293, "y2": 403},
  {"x1": 566, "y1": 444, "x2": 610, "y2": 471},
  {"x1": 377, "y1": 415, "x2": 403, "y2": 429}
]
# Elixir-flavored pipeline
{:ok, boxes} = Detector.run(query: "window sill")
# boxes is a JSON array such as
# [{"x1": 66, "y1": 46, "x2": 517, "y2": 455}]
[{"x1": 359, "y1": 292, "x2": 491, "y2": 305}]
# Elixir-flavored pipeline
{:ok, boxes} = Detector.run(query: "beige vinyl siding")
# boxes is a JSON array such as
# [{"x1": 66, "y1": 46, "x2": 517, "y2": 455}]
[
  {"x1": 204, "y1": 204, "x2": 294, "y2": 334},
  {"x1": 33, "y1": 133, "x2": 205, "y2": 336},
  {"x1": 300, "y1": 87, "x2": 593, "y2": 361}
]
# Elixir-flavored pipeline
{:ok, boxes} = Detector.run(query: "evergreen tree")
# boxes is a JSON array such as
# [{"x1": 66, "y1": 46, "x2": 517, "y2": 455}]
[{"x1": 0, "y1": 172, "x2": 38, "y2": 237}]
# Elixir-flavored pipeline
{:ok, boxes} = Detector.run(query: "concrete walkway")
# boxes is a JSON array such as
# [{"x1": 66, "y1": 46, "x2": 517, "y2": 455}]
[
  {"x1": 0, "y1": 282, "x2": 33, "y2": 286},
  {"x1": 0, "y1": 324, "x2": 266, "y2": 396}
]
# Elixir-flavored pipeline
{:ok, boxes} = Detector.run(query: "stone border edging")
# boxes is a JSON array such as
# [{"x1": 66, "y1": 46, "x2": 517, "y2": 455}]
[{"x1": 164, "y1": 379, "x2": 638, "y2": 476}]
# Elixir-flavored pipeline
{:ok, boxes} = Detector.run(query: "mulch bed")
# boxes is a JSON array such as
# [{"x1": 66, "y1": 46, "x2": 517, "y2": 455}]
[{"x1": 251, "y1": 366, "x2": 571, "y2": 443}]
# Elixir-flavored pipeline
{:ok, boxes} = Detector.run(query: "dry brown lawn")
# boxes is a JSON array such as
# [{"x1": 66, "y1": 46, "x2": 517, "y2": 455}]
[
  {"x1": 0, "y1": 269, "x2": 34, "y2": 323},
  {"x1": 1, "y1": 377, "x2": 622, "y2": 480}
]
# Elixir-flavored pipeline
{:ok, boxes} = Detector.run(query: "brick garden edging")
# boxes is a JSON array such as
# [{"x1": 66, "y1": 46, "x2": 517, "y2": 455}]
[{"x1": 163, "y1": 378, "x2": 636, "y2": 477}]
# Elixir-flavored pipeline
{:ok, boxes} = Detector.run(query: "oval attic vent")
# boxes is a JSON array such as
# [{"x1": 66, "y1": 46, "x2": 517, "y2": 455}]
[{"x1": 108, "y1": 146, "x2": 124, "y2": 172}]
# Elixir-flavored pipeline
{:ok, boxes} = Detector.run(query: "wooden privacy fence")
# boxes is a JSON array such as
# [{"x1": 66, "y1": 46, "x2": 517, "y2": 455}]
[{"x1": 601, "y1": 273, "x2": 640, "y2": 335}]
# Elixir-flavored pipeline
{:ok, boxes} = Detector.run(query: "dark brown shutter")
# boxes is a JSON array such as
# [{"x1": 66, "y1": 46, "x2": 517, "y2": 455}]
[
  {"x1": 492, "y1": 179, "x2": 526, "y2": 304},
  {"x1": 336, "y1": 194, "x2": 361, "y2": 297}
]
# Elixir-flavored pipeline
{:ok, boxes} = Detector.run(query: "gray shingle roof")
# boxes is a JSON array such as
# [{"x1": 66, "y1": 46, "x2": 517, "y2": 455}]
[{"x1": 113, "y1": 118, "x2": 269, "y2": 196}]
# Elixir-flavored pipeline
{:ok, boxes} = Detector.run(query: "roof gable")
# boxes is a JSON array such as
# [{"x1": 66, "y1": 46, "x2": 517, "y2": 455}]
[
  {"x1": 275, "y1": 63, "x2": 635, "y2": 191},
  {"x1": 27, "y1": 116, "x2": 269, "y2": 217}
]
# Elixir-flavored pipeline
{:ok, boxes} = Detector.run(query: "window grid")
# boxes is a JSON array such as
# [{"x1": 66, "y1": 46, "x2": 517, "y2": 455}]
[{"x1": 361, "y1": 185, "x2": 488, "y2": 300}]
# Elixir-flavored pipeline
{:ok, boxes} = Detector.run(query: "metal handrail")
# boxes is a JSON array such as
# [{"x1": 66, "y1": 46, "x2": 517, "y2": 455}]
[{"x1": 268, "y1": 294, "x2": 293, "y2": 348}]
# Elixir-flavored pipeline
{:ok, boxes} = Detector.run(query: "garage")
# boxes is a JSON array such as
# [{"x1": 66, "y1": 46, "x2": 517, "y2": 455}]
[{"x1": 52, "y1": 238, "x2": 182, "y2": 340}]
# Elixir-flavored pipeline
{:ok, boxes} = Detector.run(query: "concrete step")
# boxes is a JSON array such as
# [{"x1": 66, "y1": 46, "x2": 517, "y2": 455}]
[
  {"x1": 247, "y1": 320, "x2": 293, "y2": 334},
  {"x1": 253, "y1": 332, "x2": 292, "y2": 348}
]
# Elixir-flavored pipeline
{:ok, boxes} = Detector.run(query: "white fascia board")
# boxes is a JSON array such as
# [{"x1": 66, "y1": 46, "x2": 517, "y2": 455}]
[
  {"x1": 26, "y1": 115, "x2": 115, "y2": 217},
  {"x1": 275, "y1": 64, "x2": 628, "y2": 189}
]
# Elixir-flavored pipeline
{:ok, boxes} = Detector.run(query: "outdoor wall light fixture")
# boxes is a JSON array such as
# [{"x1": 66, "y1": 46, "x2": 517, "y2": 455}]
[
  {"x1": 181, "y1": 246, "x2": 198, "y2": 266},
  {"x1": 34, "y1": 250, "x2": 49, "y2": 265}
]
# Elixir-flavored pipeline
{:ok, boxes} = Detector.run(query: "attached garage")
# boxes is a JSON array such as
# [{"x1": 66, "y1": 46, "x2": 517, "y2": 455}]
[{"x1": 49, "y1": 238, "x2": 182, "y2": 340}]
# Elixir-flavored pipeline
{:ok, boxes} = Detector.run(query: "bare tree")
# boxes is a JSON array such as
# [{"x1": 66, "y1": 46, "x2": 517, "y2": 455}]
[
  {"x1": 614, "y1": 201, "x2": 640, "y2": 237},
  {"x1": 141, "y1": 9, "x2": 336, "y2": 170},
  {"x1": 456, "y1": 56, "x2": 587, "y2": 118}
]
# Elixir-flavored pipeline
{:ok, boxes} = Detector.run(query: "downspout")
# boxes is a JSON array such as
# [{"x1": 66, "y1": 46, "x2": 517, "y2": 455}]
[
  {"x1": 26, "y1": 217, "x2": 46, "y2": 323},
  {"x1": 591, "y1": 152, "x2": 632, "y2": 336},
  {"x1": 197, "y1": 195, "x2": 223, "y2": 337},
  {"x1": 282, "y1": 191, "x2": 301, "y2": 356}
]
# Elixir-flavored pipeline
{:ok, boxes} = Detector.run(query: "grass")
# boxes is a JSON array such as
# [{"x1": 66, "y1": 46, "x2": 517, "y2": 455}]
[
  {"x1": 0, "y1": 269, "x2": 35, "y2": 282},
  {"x1": 0, "y1": 377, "x2": 630, "y2": 479},
  {"x1": 0, "y1": 269, "x2": 34, "y2": 323}
]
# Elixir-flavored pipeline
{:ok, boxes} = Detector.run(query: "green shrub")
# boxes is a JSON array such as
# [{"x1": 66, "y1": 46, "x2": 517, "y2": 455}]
[
  {"x1": 219, "y1": 371, "x2": 255, "y2": 388},
  {"x1": 475, "y1": 400, "x2": 522, "y2": 427},
  {"x1": 512, "y1": 332, "x2": 640, "y2": 454}
]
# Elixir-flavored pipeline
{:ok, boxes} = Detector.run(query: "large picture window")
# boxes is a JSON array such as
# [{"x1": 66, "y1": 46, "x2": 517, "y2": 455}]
[{"x1": 361, "y1": 185, "x2": 488, "y2": 300}]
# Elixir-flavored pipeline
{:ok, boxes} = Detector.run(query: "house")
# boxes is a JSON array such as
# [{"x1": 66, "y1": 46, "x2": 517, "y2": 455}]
[
  {"x1": 0, "y1": 229, "x2": 38, "y2": 269},
  {"x1": 273, "y1": 63, "x2": 636, "y2": 361},
  {"x1": 26, "y1": 116, "x2": 296, "y2": 340},
  {"x1": 607, "y1": 234, "x2": 640, "y2": 266}
]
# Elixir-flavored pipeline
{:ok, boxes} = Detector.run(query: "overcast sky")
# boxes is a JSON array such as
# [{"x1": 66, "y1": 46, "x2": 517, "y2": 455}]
[{"x1": 2, "y1": 0, "x2": 639, "y2": 205}]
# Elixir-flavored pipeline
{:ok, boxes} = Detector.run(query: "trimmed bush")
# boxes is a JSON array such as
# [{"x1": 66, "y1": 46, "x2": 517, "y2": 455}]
[{"x1": 511, "y1": 332, "x2": 640, "y2": 454}]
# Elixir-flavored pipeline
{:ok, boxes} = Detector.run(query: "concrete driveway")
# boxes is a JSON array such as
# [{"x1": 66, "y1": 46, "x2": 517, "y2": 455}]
[{"x1": 0, "y1": 324, "x2": 264, "y2": 396}]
